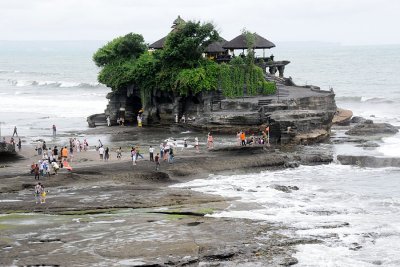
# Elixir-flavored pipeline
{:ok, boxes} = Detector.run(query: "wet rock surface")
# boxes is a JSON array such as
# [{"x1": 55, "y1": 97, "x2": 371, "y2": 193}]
[
  {"x1": 0, "y1": 132, "x2": 334, "y2": 266},
  {"x1": 345, "y1": 120, "x2": 399, "y2": 136}
]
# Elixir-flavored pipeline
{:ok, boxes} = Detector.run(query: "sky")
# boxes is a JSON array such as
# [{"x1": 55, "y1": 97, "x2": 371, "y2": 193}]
[{"x1": 0, "y1": 0, "x2": 399, "y2": 45}]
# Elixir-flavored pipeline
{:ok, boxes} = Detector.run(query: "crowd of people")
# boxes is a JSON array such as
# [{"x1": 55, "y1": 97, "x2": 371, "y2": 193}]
[{"x1": 5, "y1": 122, "x2": 271, "y2": 205}]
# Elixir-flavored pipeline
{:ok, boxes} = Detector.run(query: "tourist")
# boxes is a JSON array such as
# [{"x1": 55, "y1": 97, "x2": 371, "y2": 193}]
[
  {"x1": 194, "y1": 137, "x2": 199, "y2": 152},
  {"x1": 17, "y1": 138, "x2": 21, "y2": 151},
  {"x1": 163, "y1": 143, "x2": 169, "y2": 161},
  {"x1": 61, "y1": 146, "x2": 68, "y2": 162},
  {"x1": 116, "y1": 147, "x2": 122, "y2": 159},
  {"x1": 207, "y1": 133, "x2": 214, "y2": 149},
  {"x1": 181, "y1": 114, "x2": 186, "y2": 123},
  {"x1": 98, "y1": 139, "x2": 103, "y2": 148},
  {"x1": 184, "y1": 138, "x2": 188, "y2": 148},
  {"x1": 155, "y1": 153, "x2": 160, "y2": 170},
  {"x1": 34, "y1": 182, "x2": 42, "y2": 204},
  {"x1": 40, "y1": 185, "x2": 47, "y2": 204},
  {"x1": 131, "y1": 147, "x2": 137, "y2": 165},
  {"x1": 136, "y1": 146, "x2": 144, "y2": 160},
  {"x1": 52, "y1": 124, "x2": 56, "y2": 137},
  {"x1": 36, "y1": 141, "x2": 43, "y2": 155},
  {"x1": 175, "y1": 114, "x2": 178, "y2": 123},
  {"x1": 83, "y1": 139, "x2": 88, "y2": 151},
  {"x1": 149, "y1": 145, "x2": 154, "y2": 162},
  {"x1": 137, "y1": 114, "x2": 142, "y2": 127},
  {"x1": 240, "y1": 131, "x2": 246, "y2": 146},
  {"x1": 51, "y1": 161, "x2": 59, "y2": 175},
  {"x1": 47, "y1": 148, "x2": 53, "y2": 162},
  {"x1": 106, "y1": 116, "x2": 111, "y2": 127},
  {"x1": 99, "y1": 145, "x2": 104, "y2": 160},
  {"x1": 159, "y1": 142, "x2": 164, "y2": 158},
  {"x1": 34, "y1": 164, "x2": 40, "y2": 180},
  {"x1": 12, "y1": 126, "x2": 18, "y2": 137},
  {"x1": 168, "y1": 147, "x2": 174, "y2": 163},
  {"x1": 39, "y1": 161, "x2": 44, "y2": 177},
  {"x1": 69, "y1": 146, "x2": 74, "y2": 162},
  {"x1": 53, "y1": 146, "x2": 59, "y2": 161},
  {"x1": 42, "y1": 141, "x2": 47, "y2": 151},
  {"x1": 30, "y1": 162, "x2": 36, "y2": 174},
  {"x1": 104, "y1": 147, "x2": 110, "y2": 161}
]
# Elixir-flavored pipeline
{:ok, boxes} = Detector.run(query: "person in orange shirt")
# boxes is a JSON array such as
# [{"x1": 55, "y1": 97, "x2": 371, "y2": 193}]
[
  {"x1": 240, "y1": 131, "x2": 246, "y2": 146},
  {"x1": 61, "y1": 146, "x2": 68, "y2": 162}
]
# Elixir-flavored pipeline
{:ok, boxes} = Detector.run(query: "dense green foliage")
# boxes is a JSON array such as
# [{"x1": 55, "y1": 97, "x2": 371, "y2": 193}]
[
  {"x1": 94, "y1": 22, "x2": 276, "y2": 106},
  {"x1": 93, "y1": 33, "x2": 147, "y2": 67},
  {"x1": 161, "y1": 21, "x2": 219, "y2": 69}
]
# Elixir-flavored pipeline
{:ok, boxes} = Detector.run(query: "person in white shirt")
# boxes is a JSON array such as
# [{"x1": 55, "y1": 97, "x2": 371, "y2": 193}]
[
  {"x1": 149, "y1": 146, "x2": 154, "y2": 162},
  {"x1": 98, "y1": 146, "x2": 104, "y2": 160}
]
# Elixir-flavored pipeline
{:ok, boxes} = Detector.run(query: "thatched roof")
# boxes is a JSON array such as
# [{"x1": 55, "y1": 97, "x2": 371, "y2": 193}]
[
  {"x1": 223, "y1": 33, "x2": 275, "y2": 49},
  {"x1": 149, "y1": 36, "x2": 166, "y2": 49},
  {"x1": 205, "y1": 38, "x2": 227, "y2": 53}
]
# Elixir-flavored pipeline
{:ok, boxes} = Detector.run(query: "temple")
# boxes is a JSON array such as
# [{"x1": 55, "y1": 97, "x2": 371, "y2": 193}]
[{"x1": 89, "y1": 16, "x2": 336, "y2": 145}]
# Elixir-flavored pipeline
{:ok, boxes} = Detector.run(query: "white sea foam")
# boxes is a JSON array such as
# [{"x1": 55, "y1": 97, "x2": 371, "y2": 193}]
[
  {"x1": 8, "y1": 79, "x2": 103, "y2": 88},
  {"x1": 172, "y1": 164, "x2": 400, "y2": 265}
]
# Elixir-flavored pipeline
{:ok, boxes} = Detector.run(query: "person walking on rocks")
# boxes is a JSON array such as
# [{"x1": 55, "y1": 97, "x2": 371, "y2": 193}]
[
  {"x1": 240, "y1": 131, "x2": 246, "y2": 146},
  {"x1": 52, "y1": 124, "x2": 57, "y2": 137},
  {"x1": 116, "y1": 147, "x2": 122, "y2": 159},
  {"x1": 149, "y1": 146, "x2": 154, "y2": 162},
  {"x1": 17, "y1": 138, "x2": 21, "y2": 151},
  {"x1": 99, "y1": 146, "x2": 104, "y2": 160},
  {"x1": 194, "y1": 137, "x2": 199, "y2": 152},
  {"x1": 12, "y1": 126, "x2": 18, "y2": 137},
  {"x1": 207, "y1": 133, "x2": 214, "y2": 149},
  {"x1": 131, "y1": 147, "x2": 137, "y2": 166},
  {"x1": 104, "y1": 147, "x2": 110, "y2": 161},
  {"x1": 155, "y1": 153, "x2": 160, "y2": 170},
  {"x1": 34, "y1": 182, "x2": 42, "y2": 204},
  {"x1": 34, "y1": 164, "x2": 40, "y2": 180},
  {"x1": 136, "y1": 146, "x2": 144, "y2": 160}
]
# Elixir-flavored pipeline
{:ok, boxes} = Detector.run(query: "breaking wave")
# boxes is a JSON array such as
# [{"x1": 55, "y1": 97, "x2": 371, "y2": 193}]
[
  {"x1": 8, "y1": 79, "x2": 103, "y2": 88},
  {"x1": 336, "y1": 96, "x2": 395, "y2": 104}
]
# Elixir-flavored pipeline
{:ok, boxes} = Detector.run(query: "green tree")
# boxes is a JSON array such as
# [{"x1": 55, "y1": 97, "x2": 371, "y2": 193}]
[
  {"x1": 160, "y1": 21, "x2": 220, "y2": 69},
  {"x1": 93, "y1": 33, "x2": 147, "y2": 67}
]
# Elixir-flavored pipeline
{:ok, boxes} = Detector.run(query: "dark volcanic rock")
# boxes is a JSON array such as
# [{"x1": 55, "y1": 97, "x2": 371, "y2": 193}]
[
  {"x1": 270, "y1": 185, "x2": 299, "y2": 193},
  {"x1": 350, "y1": 116, "x2": 366, "y2": 124},
  {"x1": 337, "y1": 155, "x2": 400, "y2": 168},
  {"x1": 345, "y1": 120, "x2": 398, "y2": 136}
]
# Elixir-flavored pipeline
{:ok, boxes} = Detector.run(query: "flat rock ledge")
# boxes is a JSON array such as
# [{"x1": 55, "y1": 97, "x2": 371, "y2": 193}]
[{"x1": 345, "y1": 120, "x2": 399, "y2": 136}]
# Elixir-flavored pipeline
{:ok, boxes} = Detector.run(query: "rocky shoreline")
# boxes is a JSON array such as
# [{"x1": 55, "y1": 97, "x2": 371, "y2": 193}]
[
  {"x1": 2, "y1": 111, "x2": 400, "y2": 266},
  {"x1": 0, "y1": 124, "x2": 336, "y2": 266}
]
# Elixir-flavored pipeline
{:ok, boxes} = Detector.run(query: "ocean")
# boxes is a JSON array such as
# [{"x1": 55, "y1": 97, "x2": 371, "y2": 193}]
[{"x1": 1, "y1": 41, "x2": 400, "y2": 266}]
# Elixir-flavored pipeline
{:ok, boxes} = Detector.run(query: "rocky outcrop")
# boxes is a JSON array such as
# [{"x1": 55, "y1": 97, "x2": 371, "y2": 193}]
[
  {"x1": 332, "y1": 108, "x2": 353, "y2": 125},
  {"x1": 345, "y1": 120, "x2": 399, "y2": 136},
  {"x1": 337, "y1": 155, "x2": 400, "y2": 168},
  {"x1": 0, "y1": 143, "x2": 16, "y2": 159},
  {"x1": 97, "y1": 83, "x2": 336, "y2": 145}
]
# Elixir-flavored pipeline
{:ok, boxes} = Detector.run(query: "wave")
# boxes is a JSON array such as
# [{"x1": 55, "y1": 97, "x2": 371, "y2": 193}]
[
  {"x1": 336, "y1": 96, "x2": 395, "y2": 104},
  {"x1": 0, "y1": 69, "x2": 59, "y2": 75},
  {"x1": 8, "y1": 79, "x2": 104, "y2": 88}
]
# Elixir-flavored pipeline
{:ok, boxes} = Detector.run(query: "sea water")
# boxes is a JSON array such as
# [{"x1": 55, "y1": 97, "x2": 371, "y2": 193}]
[
  {"x1": 1, "y1": 41, "x2": 400, "y2": 265},
  {"x1": 173, "y1": 43, "x2": 400, "y2": 266},
  {"x1": 0, "y1": 41, "x2": 109, "y2": 143}
]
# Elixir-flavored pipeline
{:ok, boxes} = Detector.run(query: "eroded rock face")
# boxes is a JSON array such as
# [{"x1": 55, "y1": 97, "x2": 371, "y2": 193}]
[
  {"x1": 345, "y1": 120, "x2": 399, "y2": 136},
  {"x1": 99, "y1": 85, "x2": 337, "y2": 145}
]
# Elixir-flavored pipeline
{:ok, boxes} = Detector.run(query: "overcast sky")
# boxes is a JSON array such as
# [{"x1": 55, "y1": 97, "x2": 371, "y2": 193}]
[{"x1": 1, "y1": 0, "x2": 399, "y2": 45}]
